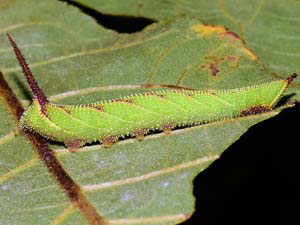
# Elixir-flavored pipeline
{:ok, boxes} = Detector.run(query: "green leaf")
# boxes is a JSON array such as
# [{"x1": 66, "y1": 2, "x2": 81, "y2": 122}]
[
  {"x1": 0, "y1": 1, "x2": 297, "y2": 225},
  {"x1": 75, "y1": 0, "x2": 300, "y2": 99}
]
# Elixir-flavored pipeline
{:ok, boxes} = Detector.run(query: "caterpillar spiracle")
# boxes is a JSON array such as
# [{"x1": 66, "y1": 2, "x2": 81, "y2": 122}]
[{"x1": 7, "y1": 34, "x2": 297, "y2": 153}]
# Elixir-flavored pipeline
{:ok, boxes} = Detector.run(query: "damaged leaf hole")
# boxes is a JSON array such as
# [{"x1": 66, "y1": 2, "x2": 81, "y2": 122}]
[{"x1": 59, "y1": 0, "x2": 156, "y2": 33}]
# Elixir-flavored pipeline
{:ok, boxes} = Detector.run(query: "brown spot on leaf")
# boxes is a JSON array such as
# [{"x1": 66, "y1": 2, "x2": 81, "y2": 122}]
[
  {"x1": 225, "y1": 31, "x2": 239, "y2": 42},
  {"x1": 227, "y1": 55, "x2": 237, "y2": 62},
  {"x1": 201, "y1": 56, "x2": 223, "y2": 77},
  {"x1": 218, "y1": 31, "x2": 240, "y2": 44},
  {"x1": 227, "y1": 55, "x2": 240, "y2": 68},
  {"x1": 209, "y1": 63, "x2": 219, "y2": 76},
  {"x1": 240, "y1": 105, "x2": 269, "y2": 116}
]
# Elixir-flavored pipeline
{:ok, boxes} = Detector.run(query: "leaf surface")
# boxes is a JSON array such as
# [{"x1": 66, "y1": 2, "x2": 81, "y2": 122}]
[{"x1": 76, "y1": 0, "x2": 300, "y2": 99}]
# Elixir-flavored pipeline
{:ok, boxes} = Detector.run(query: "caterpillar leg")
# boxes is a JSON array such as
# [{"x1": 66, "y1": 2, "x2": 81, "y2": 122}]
[
  {"x1": 66, "y1": 139, "x2": 84, "y2": 153},
  {"x1": 101, "y1": 136, "x2": 118, "y2": 148},
  {"x1": 133, "y1": 128, "x2": 149, "y2": 141},
  {"x1": 163, "y1": 123, "x2": 176, "y2": 135}
]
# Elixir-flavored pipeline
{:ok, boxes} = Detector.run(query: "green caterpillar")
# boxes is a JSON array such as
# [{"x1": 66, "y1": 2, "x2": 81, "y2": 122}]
[{"x1": 7, "y1": 34, "x2": 297, "y2": 153}]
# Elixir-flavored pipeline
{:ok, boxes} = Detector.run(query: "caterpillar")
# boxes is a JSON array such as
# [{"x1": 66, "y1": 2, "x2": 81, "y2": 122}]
[{"x1": 6, "y1": 34, "x2": 297, "y2": 153}]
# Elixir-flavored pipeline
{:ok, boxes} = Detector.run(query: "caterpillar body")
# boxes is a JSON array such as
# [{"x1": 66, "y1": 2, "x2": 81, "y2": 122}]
[{"x1": 7, "y1": 34, "x2": 297, "y2": 153}]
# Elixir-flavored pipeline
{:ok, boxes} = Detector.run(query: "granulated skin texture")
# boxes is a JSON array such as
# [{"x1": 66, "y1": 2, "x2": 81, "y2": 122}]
[{"x1": 20, "y1": 77, "x2": 292, "y2": 150}]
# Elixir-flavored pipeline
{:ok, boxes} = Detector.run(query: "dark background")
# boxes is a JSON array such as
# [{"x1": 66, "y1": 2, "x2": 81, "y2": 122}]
[
  {"x1": 185, "y1": 104, "x2": 300, "y2": 225},
  {"x1": 60, "y1": 1, "x2": 300, "y2": 224}
]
